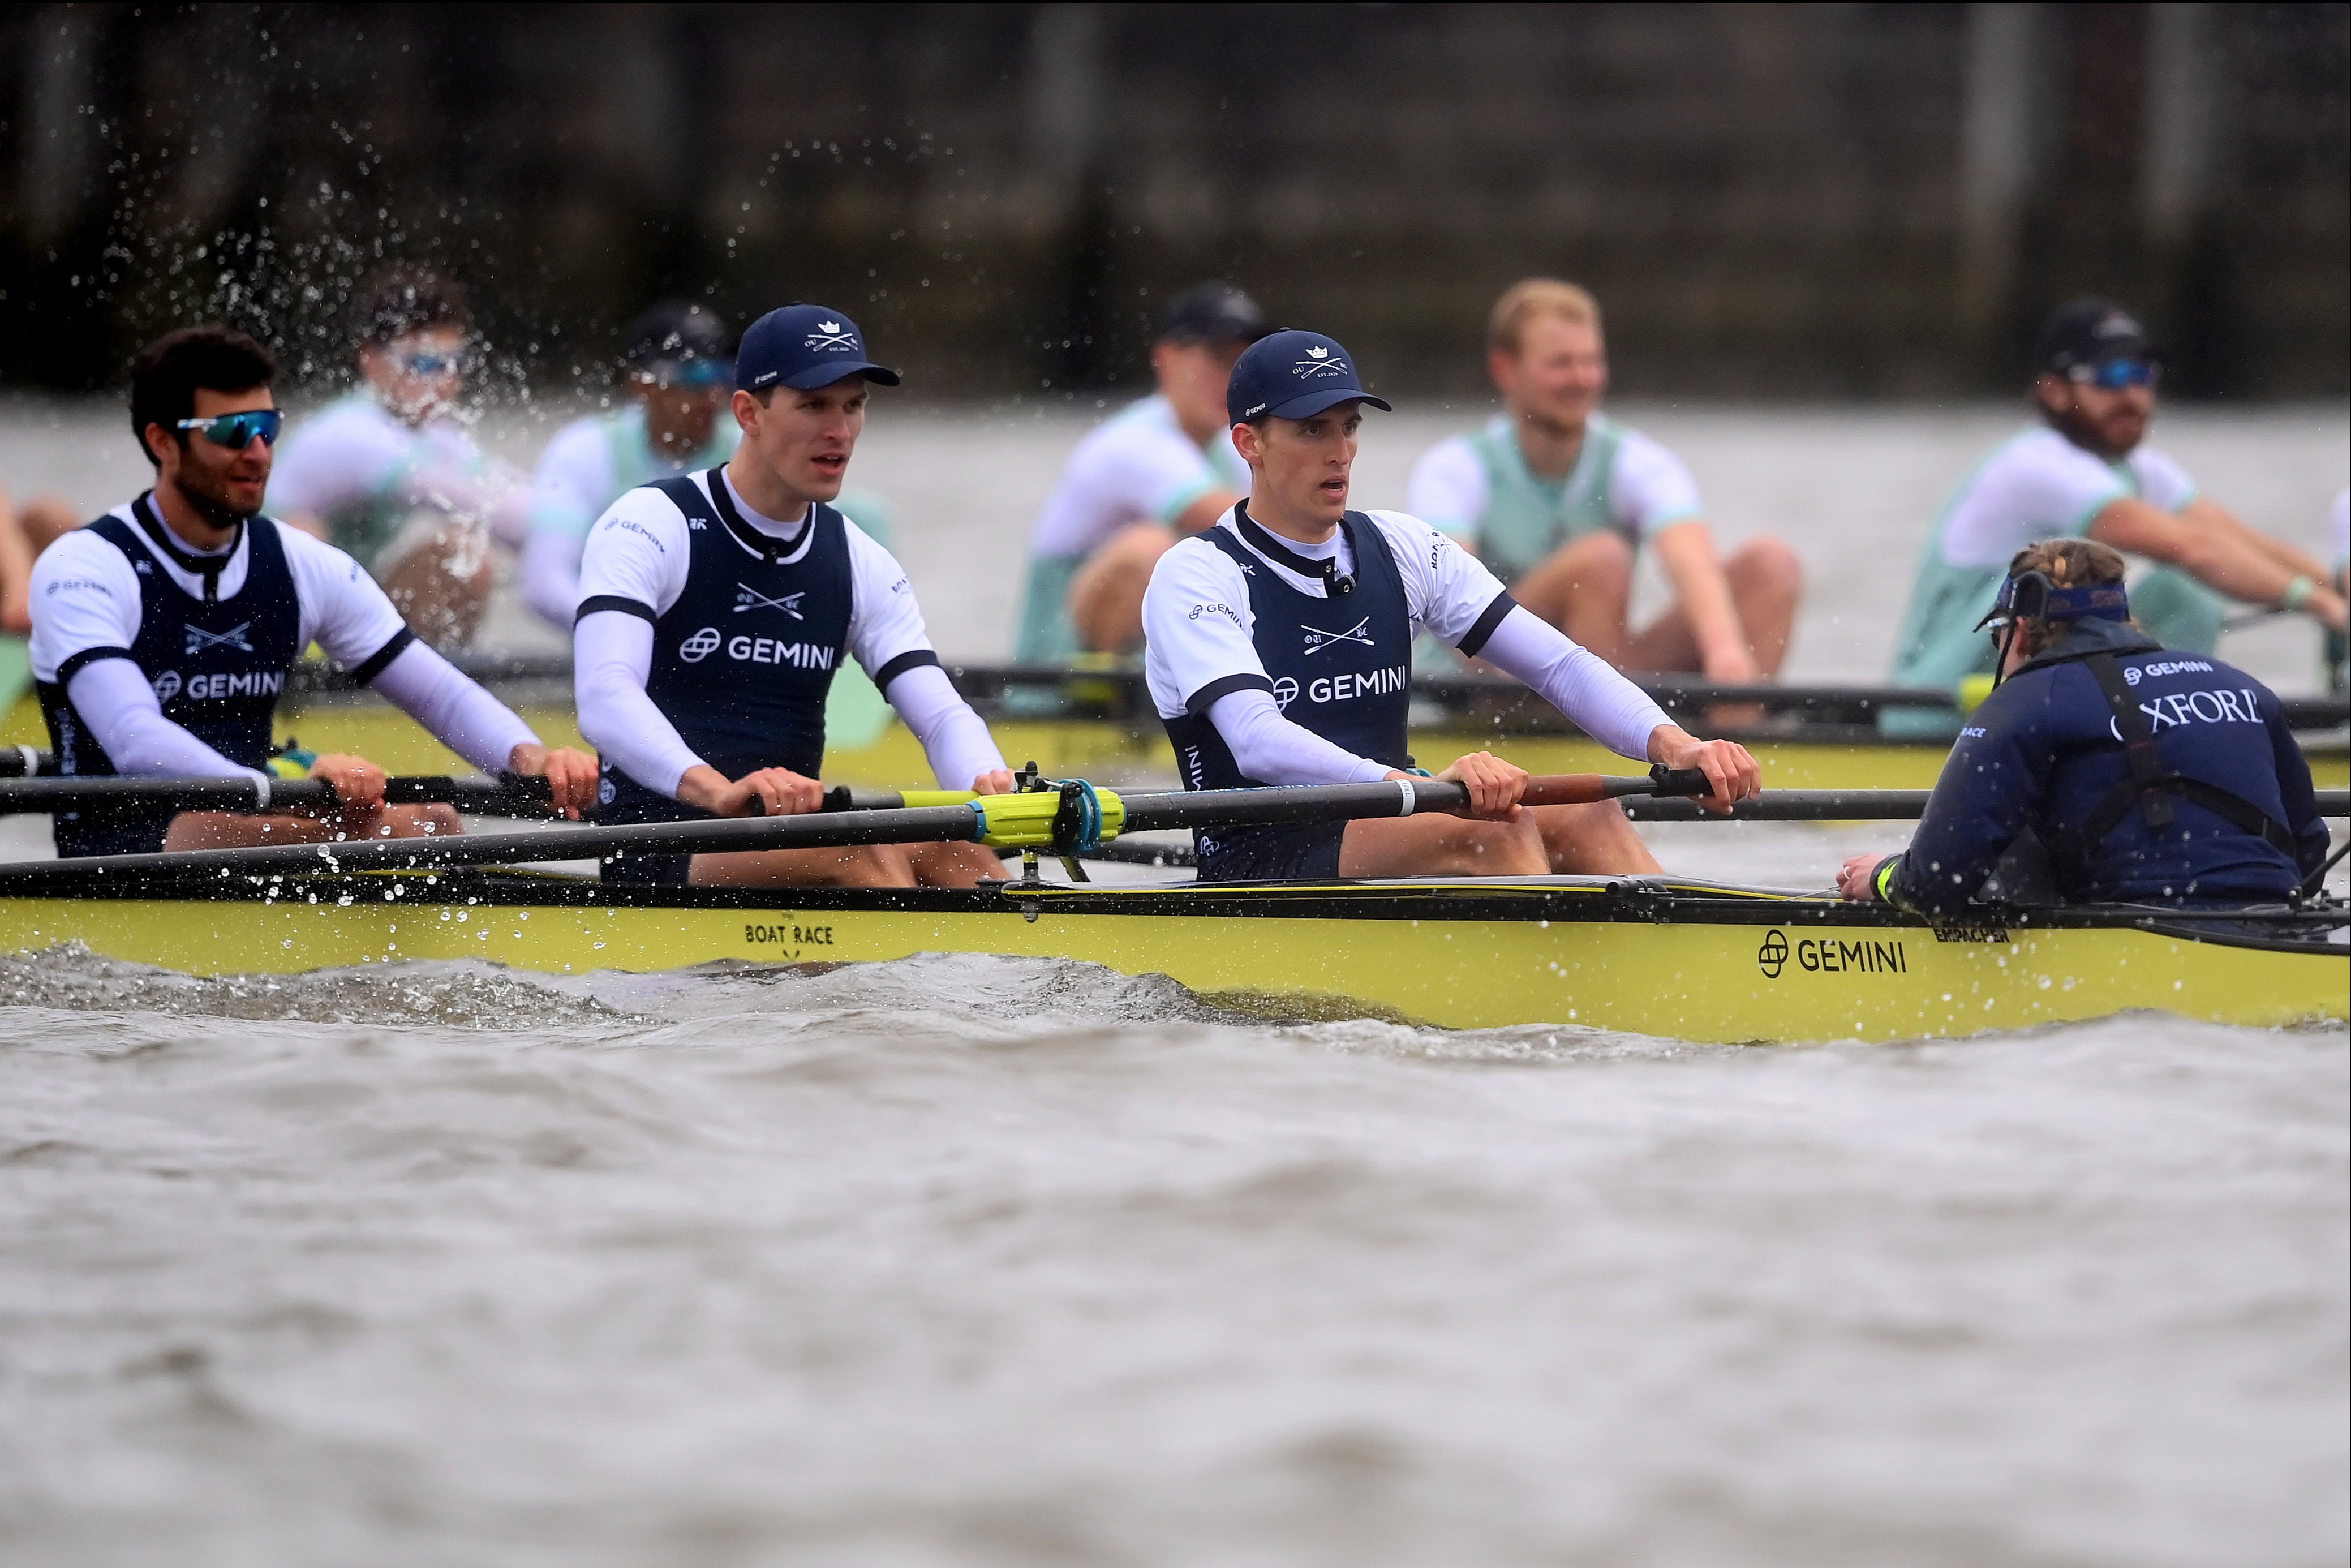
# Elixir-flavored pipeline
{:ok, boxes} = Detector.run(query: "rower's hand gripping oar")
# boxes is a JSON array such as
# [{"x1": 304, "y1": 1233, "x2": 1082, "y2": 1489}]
[{"x1": 0, "y1": 768, "x2": 1705, "y2": 891}]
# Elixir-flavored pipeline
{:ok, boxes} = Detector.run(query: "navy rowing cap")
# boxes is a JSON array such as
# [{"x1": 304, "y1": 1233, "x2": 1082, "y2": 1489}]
[
  {"x1": 1226, "y1": 329, "x2": 1394, "y2": 424},
  {"x1": 735, "y1": 304, "x2": 902, "y2": 393}
]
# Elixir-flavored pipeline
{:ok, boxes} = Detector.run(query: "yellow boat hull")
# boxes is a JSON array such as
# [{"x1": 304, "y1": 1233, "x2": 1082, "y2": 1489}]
[{"x1": 3, "y1": 875, "x2": 2340, "y2": 1043}]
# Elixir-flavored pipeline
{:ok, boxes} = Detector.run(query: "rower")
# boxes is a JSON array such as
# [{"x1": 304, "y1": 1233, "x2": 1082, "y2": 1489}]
[
  {"x1": 1887, "y1": 298, "x2": 2346, "y2": 723},
  {"x1": 1406, "y1": 279, "x2": 1802, "y2": 681},
  {"x1": 264, "y1": 265, "x2": 531, "y2": 648},
  {"x1": 28, "y1": 327, "x2": 599, "y2": 857},
  {"x1": 573, "y1": 303, "x2": 1012, "y2": 889},
  {"x1": 1015, "y1": 283, "x2": 1267, "y2": 661},
  {"x1": 1140, "y1": 329, "x2": 1761, "y2": 882},
  {"x1": 1839, "y1": 539, "x2": 2329, "y2": 914},
  {"x1": 521, "y1": 300, "x2": 899, "y2": 749},
  {"x1": 520, "y1": 300, "x2": 743, "y2": 630},
  {"x1": 0, "y1": 482, "x2": 81, "y2": 719}
]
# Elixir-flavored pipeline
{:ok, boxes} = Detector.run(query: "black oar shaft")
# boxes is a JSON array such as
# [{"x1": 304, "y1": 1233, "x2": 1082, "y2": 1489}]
[
  {"x1": 0, "y1": 802, "x2": 990, "y2": 892},
  {"x1": 0, "y1": 772, "x2": 556, "y2": 817}
]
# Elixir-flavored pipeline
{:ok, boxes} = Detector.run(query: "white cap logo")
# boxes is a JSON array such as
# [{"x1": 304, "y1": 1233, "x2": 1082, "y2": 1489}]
[
  {"x1": 1294, "y1": 347, "x2": 1348, "y2": 379},
  {"x1": 806, "y1": 320, "x2": 857, "y2": 351}
]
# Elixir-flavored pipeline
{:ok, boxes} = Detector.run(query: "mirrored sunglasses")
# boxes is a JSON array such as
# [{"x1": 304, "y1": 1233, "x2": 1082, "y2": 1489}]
[
  {"x1": 2070, "y1": 359, "x2": 2160, "y2": 390},
  {"x1": 174, "y1": 409, "x2": 284, "y2": 449}
]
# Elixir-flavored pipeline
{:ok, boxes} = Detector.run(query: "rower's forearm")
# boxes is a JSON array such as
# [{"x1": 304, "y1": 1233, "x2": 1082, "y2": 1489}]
[
  {"x1": 1652, "y1": 524, "x2": 1747, "y2": 664},
  {"x1": 2177, "y1": 534, "x2": 2307, "y2": 607},
  {"x1": 2209, "y1": 506, "x2": 2329, "y2": 581},
  {"x1": 886, "y1": 664, "x2": 1007, "y2": 791},
  {"x1": 1478, "y1": 608, "x2": 1671, "y2": 760},
  {"x1": 369, "y1": 642, "x2": 538, "y2": 777}
]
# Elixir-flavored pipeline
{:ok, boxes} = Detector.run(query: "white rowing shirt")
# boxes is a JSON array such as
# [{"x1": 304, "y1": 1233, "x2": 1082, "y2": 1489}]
[
  {"x1": 1928, "y1": 426, "x2": 2197, "y2": 572},
  {"x1": 1142, "y1": 508, "x2": 1672, "y2": 783},
  {"x1": 1026, "y1": 394, "x2": 1252, "y2": 561},
  {"x1": 265, "y1": 392, "x2": 530, "y2": 567}
]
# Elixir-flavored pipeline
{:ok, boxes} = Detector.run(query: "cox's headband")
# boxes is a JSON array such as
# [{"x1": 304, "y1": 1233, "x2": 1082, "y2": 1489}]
[{"x1": 1975, "y1": 569, "x2": 2130, "y2": 632}]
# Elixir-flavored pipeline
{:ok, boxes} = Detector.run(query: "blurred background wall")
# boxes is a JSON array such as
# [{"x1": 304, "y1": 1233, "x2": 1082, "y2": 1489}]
[{"x1": 2, "y1": 2, "x2": 2344, "y2": 401}]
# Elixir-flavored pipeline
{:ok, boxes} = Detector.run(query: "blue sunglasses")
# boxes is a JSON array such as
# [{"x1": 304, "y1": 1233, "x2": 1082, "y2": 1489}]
[
  {"x1": 2069, "y1": 359, "x2": 2160, "y2": 391},
  {"x1": 638, "y1": 357, "x2": 733, "y2": 389},
  {"x1": 174, "y1": 409, "x2": 283, "y2": 449}
]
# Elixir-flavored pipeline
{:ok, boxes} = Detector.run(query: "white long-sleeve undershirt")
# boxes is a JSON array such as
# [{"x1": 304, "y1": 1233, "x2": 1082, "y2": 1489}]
[
  {"x1": 1474, "y1": 604, "x2": 1670, "y2": 761},
  {"x1": 65, "y1": 659, "x2": 264, "y2": 780},
  {"x1": 1205, "y1": 688, "x2": 1395, "y2": 786},
  {"x1": 368, "y1": 642, "x2": 539, "y2": 775},
  {"x1": 575, "y1": 609, "x2": 1006, "y2": 797},
  {"x1": 1144, "y1": 512, "x2": 1674, "y2": 781},
  {"x1": 883, "y1": 664, "x2": 1008, "y2": 791},
  {"x1": 575, "y1": 610, "x2": 703, "y2": 796},
  {"x1": 63, "y1": 640, "x2": 538, "y2": 784},
  {"x1": 1201, "y1": 608, "x2": 1669, "y2": 785}
]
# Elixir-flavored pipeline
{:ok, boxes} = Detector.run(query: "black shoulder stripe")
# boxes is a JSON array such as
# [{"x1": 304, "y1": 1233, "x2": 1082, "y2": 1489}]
[
  {"x1": 54, "y1": 646, "x2": 137, "y2": 687},
  {"x1": 871, "y1": 648, "x2": 942, "y2": 694},
  {"x1": 350, "y1": 626, "x2": 418, "y2": 686},
  {"x1": 575, "y1": 595, "x2": 659, "y2": 626},
  {"x1": 1185, "y1": 672, "x2": 1276, "y2": 716},
  {"x1": 1456, "y1": 590, "x2": 1520, "y2": 659}
]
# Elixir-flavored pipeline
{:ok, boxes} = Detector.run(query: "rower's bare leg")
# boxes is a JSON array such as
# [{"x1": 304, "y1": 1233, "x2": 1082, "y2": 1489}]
[
  {"x1": 1624, "y1": 538, "x2": 1804, "y2": 676},
  {"x1": 904, "y1": 840, "x2": 1009, "y2": 887},
  {"x1": 1528, "y1": 801, "x2": 1660, "y2": 875},
  {"x1": 1509, "y1": 532, "x2": 1635, "y2": 664},
  {"x1": 380, "y1": 523, "x2": 496, "y2": 651},
  {"x1": 1339, "y1": 813, "x2": 1548, "y2": 877},
  {"x1": 687, "y1": 844, "x2": 915, "y2": 888},
  {"x1": 1066, "y1": 521, "x2": 1176, "y2": 656},
  {"x1": 162, "y1": 804, "x2": 461, "y2": 851}
]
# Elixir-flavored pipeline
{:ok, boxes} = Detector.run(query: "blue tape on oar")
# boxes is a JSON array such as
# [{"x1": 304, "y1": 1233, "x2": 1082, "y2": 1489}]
[{"x1": 1056, "y1": 779, "x2": 1105, "y2": 854}]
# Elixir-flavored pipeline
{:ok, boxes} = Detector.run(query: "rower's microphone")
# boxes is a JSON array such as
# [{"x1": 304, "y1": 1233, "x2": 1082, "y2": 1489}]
[{"x1": 1322, "y1": 562, "x2": 1355, "y2": 596}]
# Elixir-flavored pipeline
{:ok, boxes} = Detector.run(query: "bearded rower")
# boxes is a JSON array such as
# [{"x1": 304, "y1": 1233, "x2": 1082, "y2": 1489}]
[
  {"x1": 1888, "y1": 298, "x2": 2346, "y2": 722},
  {"x1": 1140, "y1": 330, "x2": 1760, "y2": 882},
  {"x1": 574, "y1": 304, "x2": 1011, "y2": 889},
  {"x1": 29, "y1": 327, "x2": 598, "y2": 857}
]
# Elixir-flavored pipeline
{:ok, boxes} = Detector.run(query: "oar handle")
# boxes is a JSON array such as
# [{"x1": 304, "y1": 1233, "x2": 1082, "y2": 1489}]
[{"x1": 1518, "y1": 766, "x2": 1712, "y2": 806}]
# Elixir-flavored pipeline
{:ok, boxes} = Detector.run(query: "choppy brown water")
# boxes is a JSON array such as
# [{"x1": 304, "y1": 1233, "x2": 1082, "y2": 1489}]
[
  {"x1": 2, "y1": 942, "x2": 2344, "y2": 1568},
  {"x1": 1, "y1": 402, "x2": 2345, "y2": 1563}
]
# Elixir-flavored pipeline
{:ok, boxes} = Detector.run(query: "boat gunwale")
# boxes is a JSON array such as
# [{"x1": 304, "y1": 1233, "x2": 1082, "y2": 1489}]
[{"x1": 9, "y1": 869, "x2": 2345, "y2": 956}]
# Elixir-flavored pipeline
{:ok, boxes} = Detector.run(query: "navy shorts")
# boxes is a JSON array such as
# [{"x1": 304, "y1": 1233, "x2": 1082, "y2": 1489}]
[
  {"x1": 1193, "y1": 819, "x2": 1348, "y2": 883},
  {"x1": 53, "y1": 809, "x2": 172, "y2": 860}
]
